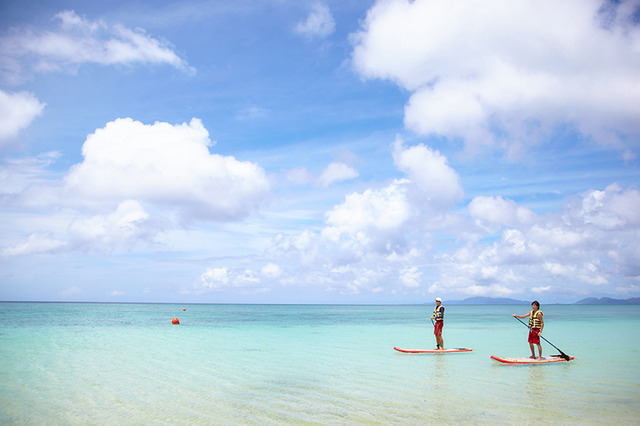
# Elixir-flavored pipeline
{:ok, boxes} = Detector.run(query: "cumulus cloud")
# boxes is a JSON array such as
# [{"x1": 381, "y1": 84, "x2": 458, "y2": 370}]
[
  {"x1": 316, "y1": 162, "x2": 359, "y2": 188},
  {"x1": 295, "y1": 3, "x2": 336, "y2": 38},
  {"x1": 399, "y1": 266, "x2": 421, "y2": 288},
  {"x1": 264, "y1": 139, "x2": 466, "y2": 295},
  {"x1": 431, "y1": 183, "x2": 640, "y2": 297},
  {"x1": 391, "y1": 138, "x2": 463, "y2": 209},
  {"x1": 265, "y1": 138, "x2": 640, "y2": 299},
  {"x1": 68, "y1": 200, "x2": 155, "y2": 249},
  {"x1": 0, "y1": 117, "x2": 272, "y2": 258},
  {"x1": 469, "y1": 196, "x2": 537, "y2": 232},
  {"x1": 0, "y1": 9, "x2": 193, "y2": 82},
  {"x1": 63, "y1": 117, "x2": 271, "y2": 221},
  {"x1": 322, "y1": 180, "x2": 412, "y2": 253},
  {"x1": 0, "y1": 90, "x2": 45, "y2": 145},
  {"x1": 199, "y1": 267, "x2": 230, "y2": 290},
  {"x1": 194, "y1": 265, "x2": 272, "y2": 295},
  {"x1": 351, "y1": 0, "x2": 640, "y2": 157},
  {"x1": 261, "y1": 262, "x2": 283, "y2": 278}
]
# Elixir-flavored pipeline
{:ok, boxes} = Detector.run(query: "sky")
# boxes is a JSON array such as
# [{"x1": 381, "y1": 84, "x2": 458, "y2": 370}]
[{"x1": 0, "y1": 0, "x2": 639, "y2": 304}]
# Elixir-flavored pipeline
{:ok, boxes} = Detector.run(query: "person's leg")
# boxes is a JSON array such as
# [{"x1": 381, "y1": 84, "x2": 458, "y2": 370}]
[
  {"x1": 529, "y1": 342, "x2": 536, "y2": 358},
  {"x1": 536, "y1": 343, "x2": 542, "y2": 359}
]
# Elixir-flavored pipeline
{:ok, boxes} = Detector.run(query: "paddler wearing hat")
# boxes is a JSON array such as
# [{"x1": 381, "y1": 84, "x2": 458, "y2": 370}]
[{"x1": 430, "y1": 297, "x2": 445, "y2": 350}]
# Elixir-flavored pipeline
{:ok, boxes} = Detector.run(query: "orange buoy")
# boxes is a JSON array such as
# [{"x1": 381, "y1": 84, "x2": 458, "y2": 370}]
[
  {"x1": 171, "y1": 317, "x2": 180, "y2": 324},
  {"x1": 183, "y1": 308, "x2": 186, "y2": 311}
]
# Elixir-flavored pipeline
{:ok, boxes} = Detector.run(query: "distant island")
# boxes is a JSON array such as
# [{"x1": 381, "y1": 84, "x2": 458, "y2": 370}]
[
  {"x1": 575, "y1": 297, "x2": 640, "y2": 305},
  {"x1": 442, "y1": 296, "x2": 640, "y2": 305}
]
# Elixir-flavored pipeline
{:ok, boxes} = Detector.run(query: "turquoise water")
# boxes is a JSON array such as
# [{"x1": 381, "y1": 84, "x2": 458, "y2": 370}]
[{"x1": 1, "y1": 303, "x2": 639, "y2": 424}]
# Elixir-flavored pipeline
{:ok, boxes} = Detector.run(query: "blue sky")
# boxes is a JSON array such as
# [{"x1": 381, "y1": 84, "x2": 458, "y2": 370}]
[{"x1": 1, "y1": 0, "x2": 639, "y2": 304}]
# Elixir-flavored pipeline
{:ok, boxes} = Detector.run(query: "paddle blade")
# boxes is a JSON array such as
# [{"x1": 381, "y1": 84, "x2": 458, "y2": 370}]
[{"x1": 553, "y1": 353, "x2": 571, "y2": 361}]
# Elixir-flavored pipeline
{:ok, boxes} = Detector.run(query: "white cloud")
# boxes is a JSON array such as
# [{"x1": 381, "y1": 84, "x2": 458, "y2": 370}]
[
  {"x1": 200, "y1": 267, "x2": 230, "y2": 290},
  {"x1": 322, "y1": 180, "x2": 412, "y2": 253},
  {"x1": 194, "y1": 265, "x2": 272, "y2": 295},
  {"x1": 1, "y1": 232, "x2": 66, "y2": 257},
  {"x1": 570, "y1": 183, "x2": 640, "y2": 230},
  {"x1": 63, "y1": 117, "x2": 271, "y2": 221},
  {"x1": 0, "y1": 152, "x2": 60, "y2": 195},
  {"x1": 430, "y1": 183, "x2": 640, "y2": 297},
  {"x1": 295, "y1": 3, "x2": 336, "y2": 38},
  {"x1": 351, "y1": 0, "x2": 640, "y2": 157},
  {"x1": 0, "y1": 90, "x2": 45, "y2": 144},
  {"x1": 68, "y1": 200, "x2": 155, "y2": 249},
  {"x1": 399, "y1": 266, "x2": 421, "y2": 288},
  {"x1": 469, "y1": 196, "x2": 537, "y2": 231},
  {"x1": 265, "y1": 138, "x2": 640, "y2": 299},
  {"x1": 532, "y1": 285, "x2": 552, "y2": 293},
  {"x1": 0, "y1": 118, "x2": 272, "y2": 258},
  {"x1": 265, "y1": 139, "x2": 467, "y2": 295},
  {"x1": 392, "y1": 138, "x2": 463, "y2": 209},
  {"x1": 0, "y1": 10, "x2": 193, "y2": 81},
  {"x1": 316, "y1": 162, "x2": 359, "y2": 188},
  {"x1": 261, "y1": 262, "x2": 283, "y2": 278},
  {"x1": 286, "y1": 162, "x2": 359, "y2": 188},
  {"x1": 1, "y1": 201, "x2": 157, "y2": 256}
]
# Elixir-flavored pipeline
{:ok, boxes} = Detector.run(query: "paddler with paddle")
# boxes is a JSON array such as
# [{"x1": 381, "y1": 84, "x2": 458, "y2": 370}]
[
  {"x1": 513, "y1": 301, "x2": 544, "y2": 359},
  {"x1": 430, "y1": 297, "x2": 445, "y2": 350}
]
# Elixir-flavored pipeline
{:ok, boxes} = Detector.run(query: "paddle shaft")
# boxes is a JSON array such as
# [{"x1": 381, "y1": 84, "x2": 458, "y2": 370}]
[{"x1": 513, "y1": 316, "x2": 570, "y2": 360}]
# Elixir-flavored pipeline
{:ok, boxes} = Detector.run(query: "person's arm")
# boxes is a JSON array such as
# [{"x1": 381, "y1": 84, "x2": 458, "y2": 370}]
[{"x1": 512, "y1": 310, "x2": 531, "y2": 319}]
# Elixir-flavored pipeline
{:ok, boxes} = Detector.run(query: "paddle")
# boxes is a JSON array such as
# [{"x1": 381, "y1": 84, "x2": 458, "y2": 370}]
[{"x1": 513, "y1": 316, "x2": 571, "y2": 361}]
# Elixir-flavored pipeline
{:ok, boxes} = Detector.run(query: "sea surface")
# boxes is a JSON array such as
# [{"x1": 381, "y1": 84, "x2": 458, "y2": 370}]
[{"x1": 0, "y1": 302, "x2": 638, "y2": 425}]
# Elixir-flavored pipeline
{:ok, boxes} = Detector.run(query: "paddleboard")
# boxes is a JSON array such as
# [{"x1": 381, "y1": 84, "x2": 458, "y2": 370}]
[
  {"x1": 491, "y1": 355, "x2": 574, "y2": 364},
  {"x1": 394, "y1": 347, "x2": 472, "y2": 354}
]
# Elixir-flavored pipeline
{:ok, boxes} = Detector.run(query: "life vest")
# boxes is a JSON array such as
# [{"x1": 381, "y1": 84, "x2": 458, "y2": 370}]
[
  {"x1": 434, "y1": 305, "x2": 445, "y2": 321},
  {"x1": 529, "y1": 310, "x2": 543, "y2": 328}
]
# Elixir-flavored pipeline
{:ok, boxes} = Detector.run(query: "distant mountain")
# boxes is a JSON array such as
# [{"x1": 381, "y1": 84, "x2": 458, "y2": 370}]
[
  {"x1": 575, "y1": 297, "x2": 640, "y2": 305},
  {"x1": 446, "y1": 297, "x2": 529, "y2": 305},
  {"x1": 428, "y1": 296, "x2": 640, "y2": 305}
]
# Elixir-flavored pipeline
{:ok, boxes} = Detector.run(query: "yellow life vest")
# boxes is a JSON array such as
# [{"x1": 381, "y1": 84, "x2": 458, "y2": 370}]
[
  {"x1": 434, "y1": 305, "x2": 444, "y2": 321},
  {"x1": 529, "y1": 310, "x2": 543, "y2": 328}
]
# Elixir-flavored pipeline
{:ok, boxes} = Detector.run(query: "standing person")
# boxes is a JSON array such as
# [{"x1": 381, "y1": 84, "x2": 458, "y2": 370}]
[
  {"x1": 430, "y1": 297, "x2": 445, "y2": 350},
  {"x1": 513, "y1": 301, "x2": 544, "y2": 359}
]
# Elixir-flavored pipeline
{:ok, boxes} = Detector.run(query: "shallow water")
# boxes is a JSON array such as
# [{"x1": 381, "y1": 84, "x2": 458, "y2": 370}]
[{"x1": 1, "y1": 303, "x2": 638, "y2": 424}]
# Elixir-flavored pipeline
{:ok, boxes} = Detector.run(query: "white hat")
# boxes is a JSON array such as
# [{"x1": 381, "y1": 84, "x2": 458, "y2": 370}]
[{"x1": 435, "y1": 297, "x2": 442, "y2": 302}]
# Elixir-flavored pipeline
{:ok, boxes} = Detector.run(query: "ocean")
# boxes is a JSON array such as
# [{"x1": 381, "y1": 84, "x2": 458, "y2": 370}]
[{"x1": 0, "y1": 302, "x2": 638, "y2": 424}]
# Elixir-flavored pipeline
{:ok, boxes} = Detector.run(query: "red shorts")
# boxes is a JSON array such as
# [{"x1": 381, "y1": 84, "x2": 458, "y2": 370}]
[
  {"x1": 434, "y1": 320, "x2": 443, "y2": 336},
  {"x1": 528, "y1": 328, "x2": 541, "y2": 344}
]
